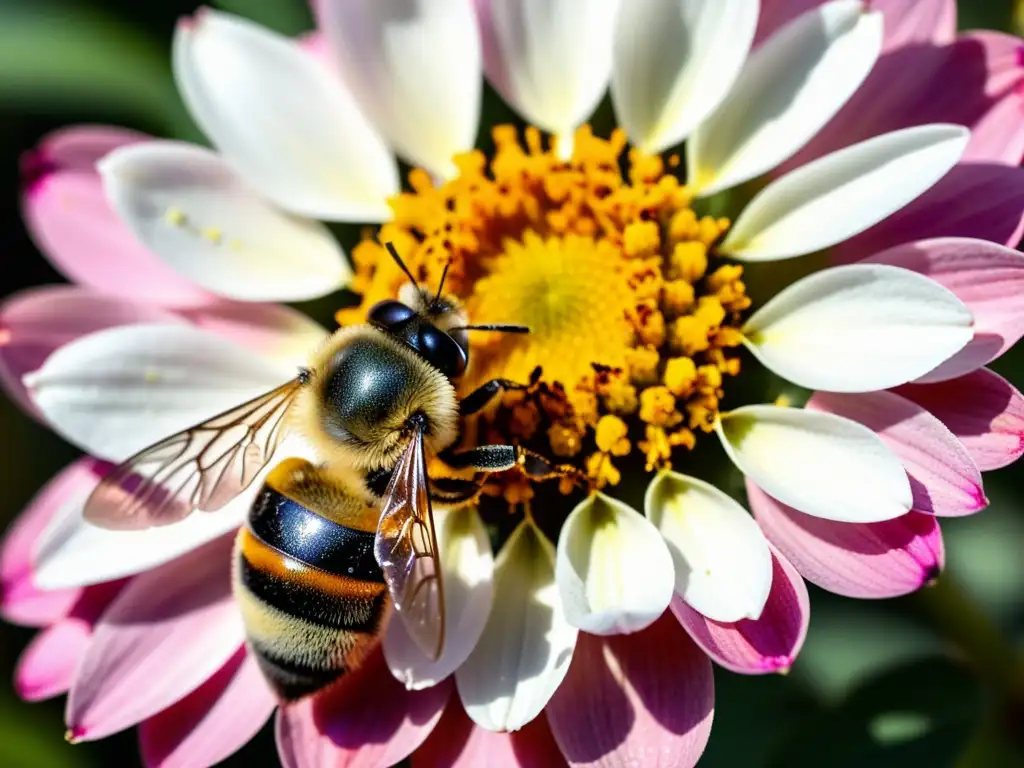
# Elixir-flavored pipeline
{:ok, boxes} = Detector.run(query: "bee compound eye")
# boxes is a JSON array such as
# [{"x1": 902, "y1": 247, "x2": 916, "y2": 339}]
[
  {"x1": 418, "y1": 324, "x2": 468, "y2": 378},
  {"x1": 368, "y1": 300, "x2": 416, "y2": 330}
]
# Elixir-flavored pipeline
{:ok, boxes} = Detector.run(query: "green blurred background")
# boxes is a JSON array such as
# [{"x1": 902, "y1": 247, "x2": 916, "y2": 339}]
[{"x1": 1, "y1": 0, "x2": 1024, "y2": 766}]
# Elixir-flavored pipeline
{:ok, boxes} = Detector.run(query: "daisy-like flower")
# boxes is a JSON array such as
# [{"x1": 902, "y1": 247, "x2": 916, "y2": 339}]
[{"x1": 4, "y1": 1, "x2": 1024, "y2": 766}]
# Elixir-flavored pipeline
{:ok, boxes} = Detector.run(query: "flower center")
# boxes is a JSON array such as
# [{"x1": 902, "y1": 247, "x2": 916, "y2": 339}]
[{"x1": 341, "y1": 125, "x2": 751, "y2": 494}]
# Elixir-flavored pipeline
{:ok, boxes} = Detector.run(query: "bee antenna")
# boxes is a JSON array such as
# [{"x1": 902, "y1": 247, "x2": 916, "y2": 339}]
[
  {"x1": 434, "y1": 259, "x2": 452, "y2": 303},
  {"x1": 449, "y1": 324, "x2": 530, "y2": 334},
  {"x1": 384, "y1": 241, "x2": 421, "y2": 291}
]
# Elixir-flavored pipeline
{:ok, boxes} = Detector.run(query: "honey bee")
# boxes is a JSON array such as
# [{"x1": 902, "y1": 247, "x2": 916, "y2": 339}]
[{"x1": 81, "y1": 244, "x2": 577, "y2": 701}]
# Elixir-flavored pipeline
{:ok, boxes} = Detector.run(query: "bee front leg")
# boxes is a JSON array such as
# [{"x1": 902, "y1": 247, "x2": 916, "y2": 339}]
[{"x1": 459, "y1": 379, "x2": 529, "y2": 417}]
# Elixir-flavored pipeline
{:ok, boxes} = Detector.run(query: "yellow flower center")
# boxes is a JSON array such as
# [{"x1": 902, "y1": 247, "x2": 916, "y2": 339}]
[{"x1": 340, "y1": 125, "x2": 751, "y2": 494}]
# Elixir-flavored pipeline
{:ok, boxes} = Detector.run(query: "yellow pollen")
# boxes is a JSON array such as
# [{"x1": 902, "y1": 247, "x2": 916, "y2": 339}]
[
  {"x1": 343, "y1": 124, "x2": 751, "y2": 489},
  {"x1": 164, "y1": 207, "x2": 187, "y2": 227}
]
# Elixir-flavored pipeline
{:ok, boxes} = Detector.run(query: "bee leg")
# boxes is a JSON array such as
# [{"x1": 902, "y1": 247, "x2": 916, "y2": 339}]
[
  {"x1": 440, "y1": 444, "x2": 518, "y2": 471},
  {"x1": 429, "y1": 477, "x2": 485, "y2": 506},
  {"x1": 459, "y1": 379, "x2": 529, "y2": 417},
  {"x1": 440, "y1": 445, "x2": 591, "y2": 491},
  {"x1": 515, "y1": 447, "x2": 591, "y2": 491}
]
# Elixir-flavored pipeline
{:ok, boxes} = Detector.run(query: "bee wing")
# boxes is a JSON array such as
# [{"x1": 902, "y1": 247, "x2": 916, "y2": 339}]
[
  {"x1": 373, "y1": 429, "x2": 446, "y2": 661},
  {"x1": 84, "y1": 379, "x2": 303, "y2": 530}
]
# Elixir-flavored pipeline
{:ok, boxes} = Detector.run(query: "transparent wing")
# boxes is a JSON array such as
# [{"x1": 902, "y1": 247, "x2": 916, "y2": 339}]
[
  {"x1": 374, "y1": 429, "x2": 446, "y2": 661},
  {"x1": 84, "y1": 379, "x2": 302, "y2": 530}
]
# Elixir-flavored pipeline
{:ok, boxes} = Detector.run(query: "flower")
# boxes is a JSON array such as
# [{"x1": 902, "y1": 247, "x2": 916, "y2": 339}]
[{"x1": 3, "y1": 1, "x2": 1024, "y2": 767}]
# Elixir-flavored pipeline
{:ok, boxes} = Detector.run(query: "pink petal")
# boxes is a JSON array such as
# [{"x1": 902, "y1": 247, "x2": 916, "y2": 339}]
[
  {"x1": 412, "y1": 700, "x2": 566, "y2": 767},
  {"x1": 755, "y1": 0, "x2": 955, "y2": 50},
  {"x1": 139, "y1": 648, "x2": 276, "y2": 768},
  {"x1": 0, "y1": 286, "x2": 182, "y2": 418},
  {"x1": 66, "y1": 534, "x2": 245, "y2": 742},
  {"x1": 672, "y1": 548, "x2": 809, "y2": 675},
  {"x1": 276, "y1": 647, "x2": 450, "y2": 768},
  {"x1": 546, "y1": 615, "x2": 714, "y2": 768},
  {"x1": 0, "y1": 457, "x2": 107, "y2": 625},
  {"x1": 833, "y1": 163, "x2": 1024, "y2": 263},
  {"x1": 808, "y1": 391, "x2": 985, "y2": 517},
  {"x1": 297, "y1": 30, "x2": 328, "y2": 61},
  {"x1": 22, "y1": 127, "x2": 213, "y2": 309},
  {"x1": 867, "y1": 238, "x2": 1024, "y2": 377},
  {"x1": 869, "y1": 0, "x2": 957, "y2": 51},
  {"x1": 748, "y1": 481, "x2": 944, "y2": 599},
  {"x1": 966, "y1": 84, "x2": 1024, "y2": 166},
  {"x1": 15, "y1": 620, "x2": 89, "y2": 702},
  {"x1": 14, "y1": 580, "x2": 124, "y2": 702},
  {"x1": 786, "y1": 31, "x2": 1024, "y2": 172},
  {"x1": 897, "y1": 367, "x2": 1024, "y2": 471}
]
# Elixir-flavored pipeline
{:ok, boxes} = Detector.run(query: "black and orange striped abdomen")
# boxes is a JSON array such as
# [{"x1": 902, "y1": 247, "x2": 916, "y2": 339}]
[{"x1": 233, "y1": 469, "x2": 389, "y2": 701}]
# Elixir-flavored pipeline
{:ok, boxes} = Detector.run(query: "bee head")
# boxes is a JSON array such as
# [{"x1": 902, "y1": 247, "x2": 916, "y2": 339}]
[
  {"x1": 370, "y1": 242, "x2": 529, "y2": 380},
  {"x1": 367, "y1": 297, "x2": 468, "y2": 380}
]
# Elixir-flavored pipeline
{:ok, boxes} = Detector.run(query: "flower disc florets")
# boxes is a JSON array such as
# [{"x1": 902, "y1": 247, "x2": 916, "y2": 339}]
[{"x1": 341, "y1": 125, "x2": 751, "y2": 496}]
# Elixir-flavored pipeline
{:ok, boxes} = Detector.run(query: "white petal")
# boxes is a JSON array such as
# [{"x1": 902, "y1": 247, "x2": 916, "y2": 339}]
[
  {"x1": 24, "y1": 324, "x2": 293, "y2": 462},
  {"x1": 717, "y1": 405, "x2": 912, "y2": 523},
  {"x1": 555, "y1": 492, "x2": 674, "y2": 635},
  {"x1": 320, "y1": 0, "x2": 481, "y2": 179},
  {"x1": 187, "y1": 303, "x2": 329, "y2": 370},
  {"x1": 384, "y1": 506, "x2": 493, "y2": 690},
  {"x1": 689, "y1": 0, "x2": 883, "y2": 198},
  {"x1": 33, "y1": 484, "x2": 247, "y2": 590},
  {"x1": 477, "y1": 0, "x2": 618, "y2": 145},
  {"x1": 742, "y1": 264, "x2": 973, "y2": 392},
  {"x1": 645, "y1": 472, "x2": 772, "y2": 622},
  {"x1": 611, "y1": 0, "x2": 759, "y2": 154},
  {"x1": 174, "y1": 10, "x2": 399, "y2": 221},
  {"x1": 456, "y1": 520, "x2": 578, "y2": 732},
  {"x1": 100, "y1": 142, "x2": 349, "y2": 303},
  {"x1": 32, "y1": 434, "x2": 314, "y2": 590},
  {"x1": 720, "y1": 125, "x2": 970, "y2": 261}
]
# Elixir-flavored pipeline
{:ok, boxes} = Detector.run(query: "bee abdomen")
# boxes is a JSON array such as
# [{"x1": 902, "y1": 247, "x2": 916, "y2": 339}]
[{"x1": 235, "y1": 485, "x2": 388, "y2": 701}]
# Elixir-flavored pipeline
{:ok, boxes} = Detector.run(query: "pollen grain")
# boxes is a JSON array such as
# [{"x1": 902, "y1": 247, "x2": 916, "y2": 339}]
[{"x1": 342, "y1": 125, "x2": 750, "y2": 491}]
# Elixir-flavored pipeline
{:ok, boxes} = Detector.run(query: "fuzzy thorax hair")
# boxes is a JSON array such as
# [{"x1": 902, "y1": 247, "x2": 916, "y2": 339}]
[{"x1": 290, "y1": 325, "x2": 459, "y2": 471}]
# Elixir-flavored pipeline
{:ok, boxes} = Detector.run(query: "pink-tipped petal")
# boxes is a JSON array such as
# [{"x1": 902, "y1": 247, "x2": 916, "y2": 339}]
[
  {"x1": 28, "y1": 125, "x2": 147, "y2": 174},
  {"x1": 22, "y1": 128, "x2": 214, "y2": 308},
  {"x1": 0, "y1": 457, "x2": 107, "y2": 625},
  {"x1": 672, "y1": 547, "x2": 809, "y2": 675},
  {"x1": 957, "y1": 32, "x2": 1024, "y2": 164},
  {"x1": 413, "y1": 700, "x2": 566, "y2": 767},
  {"x1": 15, "y1": 619, "x2": 89, "y2": 702},
  {"x1": 966, "y1": 84, "x2": 1024, "y2": 166},
  {"x1": 14, "y1": 580, "x2": 124, "y2": 702},
  {"x1": 897, "y1": 367, "x2": 1024, "y2": 471},
  {"x1": 0, "y1": 287, "x2": 182, "y2": 419},
  {"x1": 296, "y1": 30, "x2": 327, "y2": 60},
  {"x1": 834, "y1": 163, "x2": 1024, "y2": 263},
  {"x1": 868, "y1": 238, "x2": 1024, "y2": 377},
  {"x1": 785, "y1": 31, "x2": 1024, "y2": 172},
  {"x1": 182, "y1": 301, "x2": 328, "y2": 369},
  {"x1": 755, "y1": 0, "x2": 955, "y2": 50},
  {"x1": 546, "y1": 614, "x2": 714, "y2": 768},
  {"x1": 869, "y1": 0, "x2": 957, "y2": 51},
  {"x1": 808, "y1": 391, "x2": 985, "y2": 517},
  {"x1": 139, "y1": 648, "x2": 276, "y2": 768},
  {"x1": 748, "y1": 481, "x2": 944, "y2": 598},
  {"x1": 276, "y1": 647, "x2": 450, "y2": 768},
  {"x1": 66, "y1": 535, "x2": 245, "y2": 742}
]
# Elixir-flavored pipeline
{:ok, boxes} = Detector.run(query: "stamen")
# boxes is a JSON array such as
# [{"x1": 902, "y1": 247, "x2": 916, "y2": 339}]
[{"x1": 344, "y1": 124, "x2": 751, "y2": 497}]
